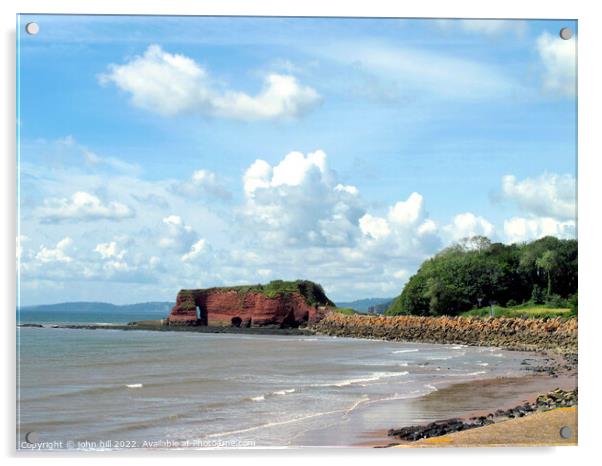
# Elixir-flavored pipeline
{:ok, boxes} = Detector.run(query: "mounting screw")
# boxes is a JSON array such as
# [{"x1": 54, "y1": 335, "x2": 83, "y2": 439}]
[
  {"x1": 25, "y1": 22, "x2": 39, "y2": 35},
  {"x1": 559, "y1": 27, "x2": 573, "y2": 40},
  {"x1": 559, "y1": 425, "x2": 572, "y2": 439}
]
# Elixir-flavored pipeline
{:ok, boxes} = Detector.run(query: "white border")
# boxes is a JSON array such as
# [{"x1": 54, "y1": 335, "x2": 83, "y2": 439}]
[{"x1": 2, "y1": 1, "x2": 601, "y2": 464}]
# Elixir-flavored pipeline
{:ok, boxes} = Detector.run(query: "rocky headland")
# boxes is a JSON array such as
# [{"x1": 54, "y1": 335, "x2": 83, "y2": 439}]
[{"x1": 166, "y1": 280, "x2": 334, "y2": 328}]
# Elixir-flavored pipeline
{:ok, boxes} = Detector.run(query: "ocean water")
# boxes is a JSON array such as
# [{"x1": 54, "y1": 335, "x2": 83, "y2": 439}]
[
  {"x1": 18, "y1": 309, "x2": 168, "y2": 325},
  {"x1": 17, "y1": 312, "x2": 543, "y2": 449}
]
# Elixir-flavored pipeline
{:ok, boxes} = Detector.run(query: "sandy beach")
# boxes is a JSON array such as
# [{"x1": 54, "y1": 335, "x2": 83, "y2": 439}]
[
  {"x1": 404, "y1": 407, "x2": 577, "y2": 447},
  {"x1": 354, "y1": 359, "x2": 577, "y2": 448}
]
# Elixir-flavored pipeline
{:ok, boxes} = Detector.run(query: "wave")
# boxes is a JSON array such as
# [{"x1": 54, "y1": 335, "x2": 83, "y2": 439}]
[
  {"x1": 248, "y1": 387, "x2": 297, "y2": 402},
  {"x1": 204, "y1": 409, "x2": 342, "y2": 438},
  {"x1": 273, "y1": 388, "x2": 296, "y2": 396},
  {"x1": 313, "y1": 371, "x2": 409, "y2": 388},
  {"x1": 392, "y1": 349, "x2": 419, "y2": 354},
  {"x1": 344, "y1": 396, "x2": 370, "y2": 414},
  {"x1": 125, "y1": 383, "x2": 143, "y2": 388}
]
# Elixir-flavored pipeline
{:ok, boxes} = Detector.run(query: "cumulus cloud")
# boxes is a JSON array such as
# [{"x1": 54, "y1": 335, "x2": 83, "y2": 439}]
[
  {"x1": 242, "y1": 150, "x2": 363, "y2": 246},
  {"x1": 94, "y1": 241, "x2": 125, "y2": 260},
  {"x1": 536, "y1": 32, "x2": 576, "y2": 97},
  {"x1": 38, "y1": 191, "x2": 134, "y2": 223},
  {"x1": 359, "y1": 214, "x2": 391, "y2": 240},
  {"x1": 501, "y1": 173, "x2": 576, "y2": 219},
  {"x1": 357, "y1": 192, "x2": 441, "y2": 259},
  {"x1": 94, "y1": 241, "x2": 130, "y2": 273},
  {"x1": 443, "y1": 212, "x2": 494, "y2": 242},
  {"x1": 100, "y1": 45, "x2": 321, "y2": 121},
  {"x1": 159, "y1": 215, "x2": 200, "y2": 253},
  {"x1": 35, "y1": 237, "x2": 74, "y2": 263},
  {"x1": 504, "y1": 217, "x2": 576, "y2": 243}
]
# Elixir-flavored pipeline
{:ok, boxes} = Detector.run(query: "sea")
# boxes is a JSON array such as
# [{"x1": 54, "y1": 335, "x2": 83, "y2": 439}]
[{"x1": 17, "y1": 309, "x2": 545, "y2": 449}]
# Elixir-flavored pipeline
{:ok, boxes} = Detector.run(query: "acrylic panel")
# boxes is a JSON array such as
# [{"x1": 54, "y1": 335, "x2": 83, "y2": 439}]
[{"x1": 16, "y1": 15, "x2": 577, "y2": 450}]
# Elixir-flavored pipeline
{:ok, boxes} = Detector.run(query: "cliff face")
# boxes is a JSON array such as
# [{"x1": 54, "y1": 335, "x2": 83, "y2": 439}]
[{"x1": 167, "y1": 281, "x2": 333, "y2": 328}]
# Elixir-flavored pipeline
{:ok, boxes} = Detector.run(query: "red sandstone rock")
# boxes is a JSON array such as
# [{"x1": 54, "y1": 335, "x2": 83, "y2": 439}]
[{"x1": 167, "y1": 288, "x2": 330, "y2": 328}]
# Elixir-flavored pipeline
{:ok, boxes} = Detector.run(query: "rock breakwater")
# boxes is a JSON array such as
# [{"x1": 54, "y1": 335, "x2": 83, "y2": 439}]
[{"x1": 312, "y1": 314, "x2": 577, "y2": 353}]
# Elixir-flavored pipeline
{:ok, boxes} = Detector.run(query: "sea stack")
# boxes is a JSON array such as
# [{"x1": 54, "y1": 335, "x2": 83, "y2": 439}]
[{"x1": 166, "y1": 280, "x2": 334, "y2": 328}]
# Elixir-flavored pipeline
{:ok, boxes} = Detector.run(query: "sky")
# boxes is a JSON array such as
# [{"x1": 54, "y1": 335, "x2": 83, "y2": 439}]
[{"x1": 16, "y1": 15, "x2": 577, "y2": 305}]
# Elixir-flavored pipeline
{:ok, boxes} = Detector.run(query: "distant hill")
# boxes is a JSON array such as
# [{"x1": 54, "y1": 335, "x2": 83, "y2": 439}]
[
  {"x1": 18, "y1": 302, "x2": 174, "y2": 313},
  {"x1": 335, "y1": 298, "x2": 394, "y2": 313}
]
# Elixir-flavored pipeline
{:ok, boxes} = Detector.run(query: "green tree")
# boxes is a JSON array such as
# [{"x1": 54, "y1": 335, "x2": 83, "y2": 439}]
[
  {"x1": 536, "y1": 250, "x2": 559, "y2": 296},
  {"x1": 386, "y1": 236, "x2": 577, "y2": 316}
]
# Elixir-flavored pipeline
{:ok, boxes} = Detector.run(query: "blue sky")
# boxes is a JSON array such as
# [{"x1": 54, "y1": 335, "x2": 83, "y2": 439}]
[{"x1": 17, "y1": 16, "x2": 577, "y2": 305}]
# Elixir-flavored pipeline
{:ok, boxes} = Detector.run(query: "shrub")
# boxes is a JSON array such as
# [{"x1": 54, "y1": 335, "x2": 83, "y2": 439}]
[
  {"x1": 545, "y1": 294, "x2": 568, "y2": 308},
  {"x1": 568, "y1": 293, "x2": 578, "y2": 317},
  {"x1": 531, "y1": 285, "x2": 545, "y2": 304}
]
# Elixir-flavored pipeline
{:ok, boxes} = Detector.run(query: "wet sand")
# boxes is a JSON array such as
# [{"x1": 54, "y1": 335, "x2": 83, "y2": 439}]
[{"x1": 349, "y1": 372, "x2": 577, "y2": 448}]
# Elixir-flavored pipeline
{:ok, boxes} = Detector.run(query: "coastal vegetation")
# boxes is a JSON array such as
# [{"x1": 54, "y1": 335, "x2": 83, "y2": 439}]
[
  {"x1": 461, "y1": 303, "x2": 570, "y2": 319},
  {"x1": 386, "y1": 236, "x2": 577, "y2": 317},
  {"x1": 331, "y1": 307, "x2": 358, "y2": 315}
]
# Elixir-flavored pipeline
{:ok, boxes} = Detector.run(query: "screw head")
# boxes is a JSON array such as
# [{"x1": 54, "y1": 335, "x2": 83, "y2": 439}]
[
  {"x1": 25, "y1": 22, "x2": 39, "y2": 35},
  {"x1": 559, "y1": 27, "x2": 573, "y2": 40},
  {"x1": 25, "y1": 431, "x2": 39, "y2": 444},
  {"x1": 559, "y1": 425, "x2": 572, "y2": 439}
]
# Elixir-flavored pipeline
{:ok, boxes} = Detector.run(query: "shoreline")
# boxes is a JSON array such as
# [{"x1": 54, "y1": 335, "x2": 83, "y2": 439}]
[
  {"x1": 18, "y1": 322, "x2": 314, "y2": 336},
  {"x1": 19, "y1": 319, "x2": 578, "y2": 448},
  {"x1": 357, "y1": 369, "x2": 577, "y2": 448}
]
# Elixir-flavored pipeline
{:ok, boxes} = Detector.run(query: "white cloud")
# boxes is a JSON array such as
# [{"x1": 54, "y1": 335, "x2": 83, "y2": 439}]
[
  {"x1": 173, "y1": 169, "x2": 231, "y2": 200},
  {"x1": 181, "y1": 239, "x2": 207, "y2": 262},
  {"x1": 241, "y1": 150, "x2": 363, "y2": 246},
  {"x1": 100, "y1": 45, "x2": 321, "y2": 121},
  {"x1": 159, "y1": 215, "x2": 199, "y2": 253},
  {"x1": 504, "y1": 217, "x2": 576, "y2": 243},
  {"x1": 212, "y1": 74, "x2": 321, "y2": 121},
  {"x1": 357, "y1": 192, "x2": 442, "y2": 260},
  {"x1": 443, "y1": 212, "x2": 494, "y2": 241},
  {"x1": 94, "y1": 241, "x2": 126, "y2": 260},
  {"x1": 359, "y1": 214, "x2": 391, "y2": 240},
  {"x1": 388, "y1": 193, "x2": 423, "y2": 225},
  {"x1": 38, "y1": 191, "x2": 134, "y2": 223},
  {"x1": 36, "y1": 237, "x2": 74, "y2": 263},
  {"x1": 536, "y1": 32, "x2": 576, "y2": 97},
  {"x1": 501, "y1": 173, "x2": 576, "y2": 219}
]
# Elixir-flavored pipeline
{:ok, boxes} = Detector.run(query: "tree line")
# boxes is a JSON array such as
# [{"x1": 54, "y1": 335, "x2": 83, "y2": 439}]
[{"x1": 386, "y1": 236, "x2": 577, "y2": 316}]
